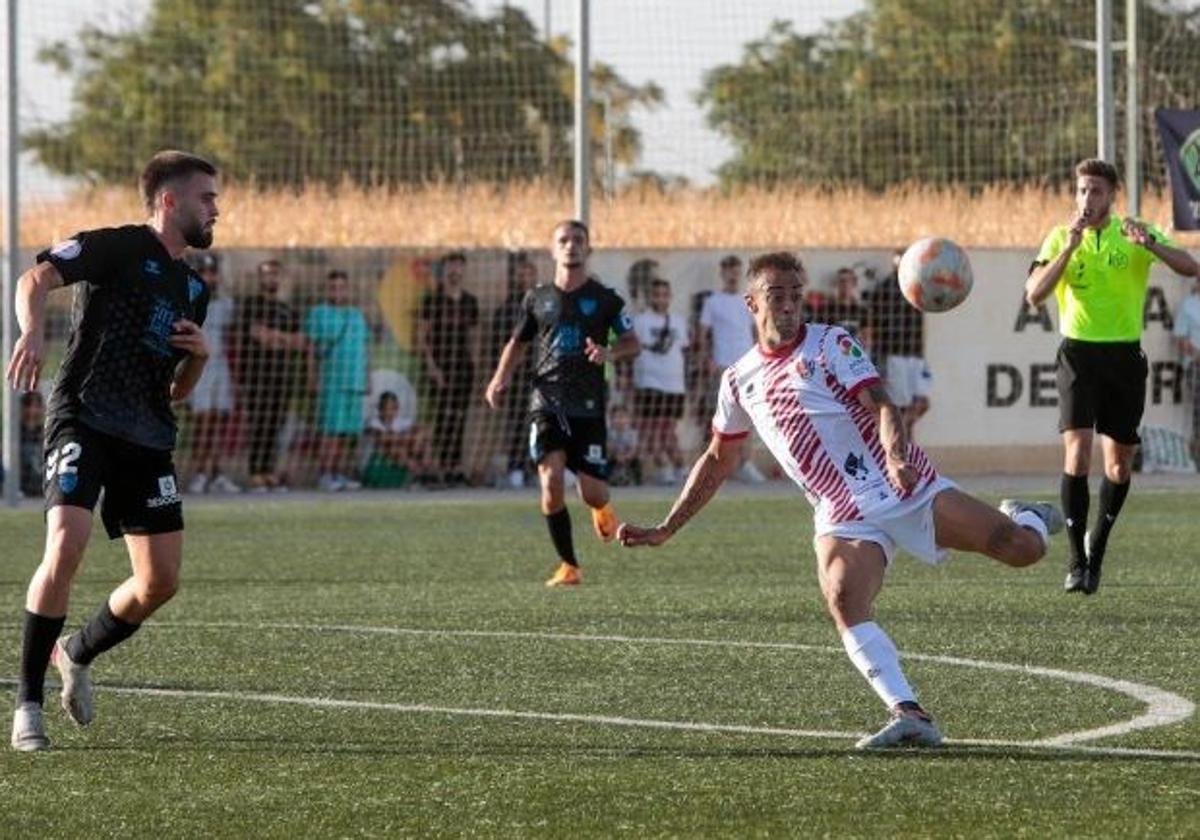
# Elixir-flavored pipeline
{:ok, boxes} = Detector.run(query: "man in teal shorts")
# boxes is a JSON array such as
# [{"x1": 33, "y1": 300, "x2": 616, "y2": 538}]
[
  {"x1": 306, "y1": 269, "x2": 370, "y2": 491},
  {"x1": 1026, "y1": 158, "x2": 1198, "y2": 594}
]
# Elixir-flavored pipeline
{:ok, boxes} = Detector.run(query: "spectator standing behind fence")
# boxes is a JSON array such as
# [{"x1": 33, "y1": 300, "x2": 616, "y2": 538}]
[
  {"x1": 234, "y1": 259, "x2": 306, "y2": 492},
  {"x1": 1177, "y1": 274, "x2": 1200, "y2": 471},
  {"x1": 491, "y1": 253, "x2": 539, "y2": 488},
  {"x1": 695, "y1": 254, "x2": 764, "y2": 482},
  {"x1": 632, "y1": 278, "x2": 689, "y2": 485},
  {"x1": 306, "y1": 269, "x2": 369, "y2": 492},
  {"x1": 862, "y1": 249, "x2": 931, "y2": 440},
  {"x1": 19, "y1": 391, "x2": 45, "y2": 498},
  {"x1": 819, "y1": 267, "x2": 867, "y2": 338},
  {"x1": 418, "y1": 252, "x2": 480, "y2": 487},
  {"x1": 185, "y1": 253, "x2": 240, "y2": 494}
]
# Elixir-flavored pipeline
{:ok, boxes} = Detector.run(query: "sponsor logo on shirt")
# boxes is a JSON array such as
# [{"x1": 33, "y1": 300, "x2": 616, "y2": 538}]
[
  {"x1": 144, "y1": 259, "x2": 162, "y2": 277},
  {"x1": 843, "y1": 451, "x2": 870, "y2": 480},
  {"x1": 836, "y1": 334, "x2": 864, "y2": 358},
  {"x1": 579, "y1": 298, "x2": 597, "y2": 316},
  {"x1": 795, "y1": 357, "x2": 814, "y2": 379}
]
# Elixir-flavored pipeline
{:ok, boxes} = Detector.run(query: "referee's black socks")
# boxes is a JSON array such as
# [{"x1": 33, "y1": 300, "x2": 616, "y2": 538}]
[
  {"x1": 545, "y1": 508, "x2": 579, "y2": 567},
  {"x1": 1061, "y1": 473, "x2": 1090, "y2": 567},
  {"x1": 1092, "y1": 477, "x2": 1131, "y2": 557}
]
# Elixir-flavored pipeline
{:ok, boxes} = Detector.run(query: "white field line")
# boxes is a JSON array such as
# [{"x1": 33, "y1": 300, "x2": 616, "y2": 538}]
[{"x1": 153, "y1": 622, "x2": 1197, "y2": 755}]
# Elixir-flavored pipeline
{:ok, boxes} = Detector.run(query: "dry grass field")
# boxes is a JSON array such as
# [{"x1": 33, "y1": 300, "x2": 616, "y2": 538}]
[{"x1": 13, "y1": 182, "x2": 1200, "y2": 249}]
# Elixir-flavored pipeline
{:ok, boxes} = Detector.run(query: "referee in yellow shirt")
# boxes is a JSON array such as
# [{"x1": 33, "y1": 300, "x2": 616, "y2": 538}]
[{"x1": 1026, "y1": 158, "x2": 1198, "y2": 595}]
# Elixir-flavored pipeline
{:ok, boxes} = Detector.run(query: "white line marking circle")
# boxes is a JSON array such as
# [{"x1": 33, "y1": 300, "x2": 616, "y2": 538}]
[{"x1": 122, "y1": 621, "x2": 1194, "y2": 759}]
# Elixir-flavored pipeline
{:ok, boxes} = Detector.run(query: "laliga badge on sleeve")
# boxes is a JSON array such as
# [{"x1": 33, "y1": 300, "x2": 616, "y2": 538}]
[{"x1": 50, "y1": 239, "x2": 82, "y2": 260}]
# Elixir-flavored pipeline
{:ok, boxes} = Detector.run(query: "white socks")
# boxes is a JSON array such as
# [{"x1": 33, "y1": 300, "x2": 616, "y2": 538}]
[
  {"x1": 1011, "y1": 509, "x2": 1049, "y2": 549},
  {"x1": 841, "y1": 621, "x2": 916, "y2": 708}
]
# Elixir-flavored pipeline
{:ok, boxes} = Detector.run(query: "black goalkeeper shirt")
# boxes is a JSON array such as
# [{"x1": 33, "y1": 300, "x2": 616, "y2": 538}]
[
  {"x1": 514, "y1": 278, "x2": 632, "y2": 419},
  {"x1": 38, "y1": 225, "x2": 211, "y2": 451}
]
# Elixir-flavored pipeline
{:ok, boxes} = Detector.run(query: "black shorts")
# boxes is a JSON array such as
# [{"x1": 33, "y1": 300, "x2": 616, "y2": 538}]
[
  {"x1": 43, "y1": 418, "x2": 184, "y2": 539},
  {"x1": 1056, "y1": 339, "x2": 1148, "y2": 445},
  {"x1": 528, "y1": 411, "x2": 610, "y2": 481},
  {"x1": 634, "y1": 388, "x2": 686, "y2": 421}
]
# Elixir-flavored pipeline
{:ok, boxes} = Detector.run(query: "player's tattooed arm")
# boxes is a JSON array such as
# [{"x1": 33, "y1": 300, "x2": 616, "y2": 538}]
[
  {"x1": 858, "y1": 382, "x2": 918, "y2": 492},
  {"x1": 618, "y1": 436, "x2": 741, "y2": 547}
]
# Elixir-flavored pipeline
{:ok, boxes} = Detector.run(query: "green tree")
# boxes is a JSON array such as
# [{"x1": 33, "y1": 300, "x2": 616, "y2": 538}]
[
  {"x1": 27, "y1": 0, "x2": 657, "y2": 188},
  {"x1": 699, "y1": 0, "x2": 1200, "y2": 190}
]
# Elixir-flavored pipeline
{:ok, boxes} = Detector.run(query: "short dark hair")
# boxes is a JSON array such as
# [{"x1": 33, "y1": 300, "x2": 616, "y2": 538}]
[
  {"x1": 719, "y1": 254, "x2": 742, "y2": 269},
  {"x1": 442, "y1": 251, "x2": 466, "y2": 265},
  {"x1": 378, "y1": 391, "x2": 398, "y2": 409},
  {"x1": 327, "y1": 269, "x2": 349, "y2": 282},
  {"x1": 257, "y1": 259, "x2": 282, "y2": 275},
  {"x1": 747, "y1": 251, "x2": 804, "y2": 286},
  {"x1": 1075, "y1": 158, "x2": 1119, "y2": 188},
  {"x1": 140, "y1": 150, "x2": 217, "y2": 211},
  {"x1": 650, "y1": 278, "x2": 671, "y2": 291},
  {"x1": 553, "y1": 219, "x2": 590, "y2": 242}
]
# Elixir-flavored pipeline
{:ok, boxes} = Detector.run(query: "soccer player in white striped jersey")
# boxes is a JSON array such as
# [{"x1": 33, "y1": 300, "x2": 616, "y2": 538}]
[{"x1": 618, "y1": 251, "x2": 1063, "y2": 749}]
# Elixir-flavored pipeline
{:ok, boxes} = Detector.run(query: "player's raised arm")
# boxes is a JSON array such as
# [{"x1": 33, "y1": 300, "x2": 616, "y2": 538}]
[
  {"x1": 7, "y1": 261, "x2": 65, "y2": 392},
  {"x1": 618, "y1": 432, "x2": 743, "y2": 547}
]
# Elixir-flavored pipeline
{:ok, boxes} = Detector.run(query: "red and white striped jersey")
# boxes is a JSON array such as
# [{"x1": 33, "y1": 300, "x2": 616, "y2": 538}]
[{"x1": 713, "y1": 324, "x2": 939, "y2": 526}]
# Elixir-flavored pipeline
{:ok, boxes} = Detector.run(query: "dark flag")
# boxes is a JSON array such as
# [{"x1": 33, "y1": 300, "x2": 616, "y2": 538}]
[{"x1": 1155, "y1": 108, "x2": 1200, "y2": 231}]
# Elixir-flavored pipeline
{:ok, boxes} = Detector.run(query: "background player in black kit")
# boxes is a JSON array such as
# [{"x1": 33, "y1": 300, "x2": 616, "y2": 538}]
[
  {"x1": 485, "y1": 220, "x2": 640, "y2": 587},
  {"x1": 7, "y1": 150, "x2": 218, "y2": 751}
]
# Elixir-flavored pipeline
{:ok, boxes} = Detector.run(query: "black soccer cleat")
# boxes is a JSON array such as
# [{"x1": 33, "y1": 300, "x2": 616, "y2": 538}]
[
  {"x1": 1082, "y1": 530, "x2": 1105, "y2": 595},
  {"x1": 1064, "y1": 563, "x2": 1088, "y2": 593}
]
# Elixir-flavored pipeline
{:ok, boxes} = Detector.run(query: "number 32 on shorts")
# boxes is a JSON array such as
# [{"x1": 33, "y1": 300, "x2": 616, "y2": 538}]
[{"x1": 46, "y1": 442, "x2": 83, "y2": 493}]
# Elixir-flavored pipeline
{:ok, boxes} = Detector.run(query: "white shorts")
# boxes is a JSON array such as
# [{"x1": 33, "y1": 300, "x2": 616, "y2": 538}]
[
  {"x1": 884, "y1": 356, "x2": 932, "y2": 408},
  {"x1": 190, "y1": 359, "x2": 234, "y2": 413},
  {"x1": 813, "y1": 476, "x2": 957, "y2": 567}
]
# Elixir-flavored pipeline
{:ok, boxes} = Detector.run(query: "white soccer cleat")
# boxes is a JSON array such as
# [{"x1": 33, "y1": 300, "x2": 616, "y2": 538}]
[
  {"x1": 999, "y1": 499, "x2": 1065, "y2": 536},
  {"x1": 11, "y1": 702, "x2": 49, "y2": 752},
  {"x1": 53, "y1": 638, "x2": 94, "y2": 726},
  {"x1": 187, "y1": 473, "x2": 209, "y2": 494},
  {"x1": 855, "y1": 710, "x2": 944, "y2": 749}
]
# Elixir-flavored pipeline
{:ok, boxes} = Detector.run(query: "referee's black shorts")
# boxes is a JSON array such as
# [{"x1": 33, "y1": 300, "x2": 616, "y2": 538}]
[{"x1": 1055, "y1": 338, "x2": 1148, "y2": 445}]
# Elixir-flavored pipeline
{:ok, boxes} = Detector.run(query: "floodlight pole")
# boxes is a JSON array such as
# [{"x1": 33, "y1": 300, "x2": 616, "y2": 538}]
[
  {"x1": 2, "y1": 0, "x2": 18, "y2": 507},
  {"x1": 1097, "y1": 0, "x2": 1116, "y2": 163},
  {"x1": 573, "y1": 0, "x2": 590, "y2": 227},
  {"x1": 1126, "y1": 0, "x2": 1140, "y2": 217}
]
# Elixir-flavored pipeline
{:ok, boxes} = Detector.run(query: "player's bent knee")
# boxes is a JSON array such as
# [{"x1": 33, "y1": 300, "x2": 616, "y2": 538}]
[
  {"x1": 988, "y1": 521, "x2": 1043, "y2": 567},
  {"x1": 136, "y1": 570, "x2": 180, "y2": 607}
]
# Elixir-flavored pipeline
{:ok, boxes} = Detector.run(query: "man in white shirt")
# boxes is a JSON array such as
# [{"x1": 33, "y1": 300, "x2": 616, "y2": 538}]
[
  {"x1": 1174, "y1": 274, "x2": 1200, "y2": 469},
  {"x1": 619, "y1": 251, "x2": 1063, "y2": 750},
  {"x1": 632, "y1": 278, "x2": 689, "y2": 484},
  {"x1": 696, "y1": 254, "x2": 762, "y2": 481}
]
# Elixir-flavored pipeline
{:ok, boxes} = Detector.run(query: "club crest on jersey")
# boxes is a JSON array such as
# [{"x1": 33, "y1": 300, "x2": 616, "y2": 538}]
[
  {"x1": 50, "y1": 239, "x2": 82, "y2": 260},
  {"x1": 188, "y1": 276, "x2": 205, "y2": 302},
  {"x1": 144, "y1": 259, "x2": 162, "y2": 277},
  {"x1": 58, "y1": 473, "x2": 78, "y2": 494},
  {"x1": 578, "y1": 298, "x2": 597, "y2": 316},
  {"x1": 795, "y1": 357, "x2": 814, "y2": 379}
]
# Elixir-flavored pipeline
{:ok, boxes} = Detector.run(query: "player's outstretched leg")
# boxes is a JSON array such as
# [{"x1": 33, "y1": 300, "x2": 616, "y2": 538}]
[{"x1": 934, "y1": 489, "x2": 1057, "y2": 568}]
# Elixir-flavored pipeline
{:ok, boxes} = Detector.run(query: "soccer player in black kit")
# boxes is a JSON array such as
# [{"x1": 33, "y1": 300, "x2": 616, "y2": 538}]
[
  {"x1": 7, "y1": 151, "x2": 217, "y2": 751},
  {"x1": 486, "y1": 220, "x2": 639, "y2": 586}
]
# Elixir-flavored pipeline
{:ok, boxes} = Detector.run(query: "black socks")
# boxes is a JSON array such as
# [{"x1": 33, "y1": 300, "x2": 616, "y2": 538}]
[
  {"x1": 17, "y1": 611, "x2": 66, "y2": 705},
  {"x1": 1061, "y1": 473, "x2": 1090, "y2": 567},
  {"x1": 66, "y1": 600, "x2": 140, "y2": 666},
  {"x1": 545, "y1": 508, "x2": 578, "y2": 567}
]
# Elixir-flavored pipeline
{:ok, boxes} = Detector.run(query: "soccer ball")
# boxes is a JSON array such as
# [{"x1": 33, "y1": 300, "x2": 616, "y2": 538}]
[{"x1": 897, "y1": 237, "x2": 974, "y2": 313}]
